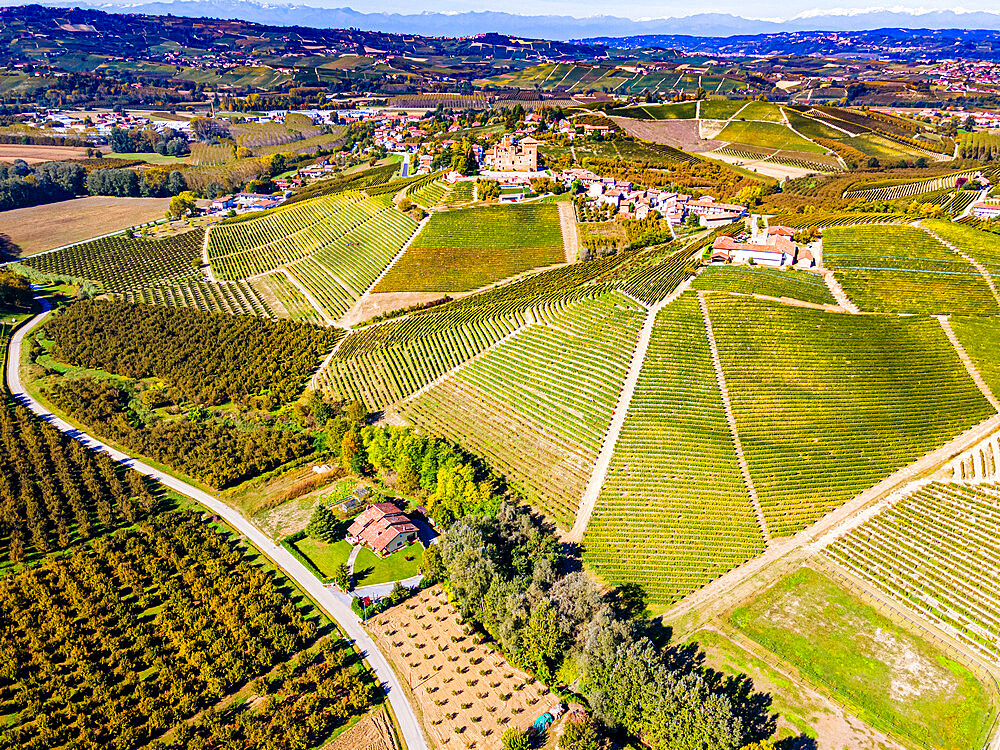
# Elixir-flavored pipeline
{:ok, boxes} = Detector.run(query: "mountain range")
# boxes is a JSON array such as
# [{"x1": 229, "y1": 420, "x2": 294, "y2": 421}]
[{"x1": 6, "y1": 0, "x2": 1000, "y2": 39}]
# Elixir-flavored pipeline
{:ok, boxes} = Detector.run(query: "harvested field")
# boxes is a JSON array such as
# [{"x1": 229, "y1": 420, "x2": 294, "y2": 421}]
[
  {"x1": 610, "y1": 116, "x2": 722, "y2": 153},
  {"x1": 0, "y1": 196, "x2": 171, "y2": 255},
  {"x1": 0, "y1": 143, "x2": 90, "y2": 163},
  {"x1": 367, "y1": 585, "x2": 556, "y2": 749},
  {"x1": 325, "y1": 707, "x2": 398, "y2": 750}
]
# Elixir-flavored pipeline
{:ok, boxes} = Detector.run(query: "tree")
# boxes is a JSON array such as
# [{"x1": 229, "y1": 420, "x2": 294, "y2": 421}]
[
  {"x1": 560, "y1": 716, "x2": 603, "y2": 750},
  {"x1": 502, "y1": 726, "x2": 531, "y2": 750},
  {"x1": 305, "y1": 504, "x2": 340, "y2": 543},
  {"x1": 341, "y1": 430, "x2": 361, "y2": 472},
  {"x1": 166, "y1": 191, "x2": 198, "y2": 219},
  {"x1": 420, "y1": 543, "x2": 444, "y2": 583},
  {"x1": 333, "y1": 563, "x2": 352, "y2": 590}
]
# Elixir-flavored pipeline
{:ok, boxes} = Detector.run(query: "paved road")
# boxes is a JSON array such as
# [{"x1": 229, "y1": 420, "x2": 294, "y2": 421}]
[
  {"x1": 399, "y1": 152, "x2": 410, "y2": 178},
  {"x1": 6, "y1": 298, "x2": 428, "y2": 750}
]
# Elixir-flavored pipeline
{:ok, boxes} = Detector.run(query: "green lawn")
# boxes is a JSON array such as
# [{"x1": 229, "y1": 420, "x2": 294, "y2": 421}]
[
  {"x1": 730, "y1": 566, "x2": 995, "y2": 750},
  {"x1": 353, "y1": 542, "x2": 423, "y2": 586},
  {"x1": 292, "y1": 536, "x2": 353, "y2": 579},
  {"x1": 374, "y1": 203, "x2": 565, "y2": 292},
  {"x1": 719, "y1": 120, "x2": 826, "y2": 154}
]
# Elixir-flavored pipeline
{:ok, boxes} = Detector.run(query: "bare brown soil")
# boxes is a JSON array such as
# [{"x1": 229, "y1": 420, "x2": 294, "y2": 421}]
[
  {"x1": 610, "y1": 117, "x2": 723, "y2": 153},
  {"x1": 340, "y1": 292, "x2": 461, "y2": 328},
  {"x1": 0, "y1": 144, "x2": 90, "y2": 164},
  {"x1": 368, "y1": 586, "x2": 557, "y2": 749},
  {"x1": 0, "y1": 196, "x2": 171, "y2": 255},
  {"x1": 325, "y1": 707, "x2": 398, "y2": 750}
]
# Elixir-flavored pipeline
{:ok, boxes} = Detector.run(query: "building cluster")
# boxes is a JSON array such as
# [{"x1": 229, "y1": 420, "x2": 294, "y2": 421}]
[
  {"x1": 208, "y1": 191, "x2": 286, "y2": 215},
  {"x1": 971, "y1": 201, "x2": 1000, "y2": 221},
  {"x1": 710, "y1": 225, "x2": 815, "y2": 268},
  {"x1": 564, "y1": 168, "x2": 747, "y2": 226}
]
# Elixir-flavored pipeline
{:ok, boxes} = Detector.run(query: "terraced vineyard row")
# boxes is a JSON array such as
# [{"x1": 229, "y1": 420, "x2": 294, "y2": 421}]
[
  {"x1": 207, "y1": 192, "x2": 374, "y2": 279},
  {"x1": 584, "y1": 294, "x2": 766, "y2": 607},
  {"x1": 21, "y1": 229, "x2": 204, "y2": 294},
  {"x1": 319, "y1": 256, "x2": 629, "y2": 409},
  {"x1": 120, "y1": 279, "x2": 275, "y2": 318},
  {"x1": 842, "y1": 170, "x2": 978, "y2": 202},
  {"x1": 824, "y1": 482, "x2": 1000, "y2": 662},
  {"x1": 255, "y1": 272, "x2": 326, "y2": 325},
  {"x1": 923, "y1": 218, "x2": 1000, "y2": 275},
  {"x1": 708, "y1": 296, "x2": 996, "y2": 536},
  {"x1": 400, "y1": 291, "x2": 646, "y2": 527},
  {"x1": 407, "y1": 179, "x2": 447, "y2": 209},
  {"x1": 285, "y1": 205, "x2": 418, "y2": 318},
  {"x1": 822, "y1": 224, "x2": 999, "y2": 315},
  {"x1": 768, "y1": 212, "x2": 910, "y2": 229},
  {"x1": 692, "y1": 266, "x2": 835, "y2": 306}
]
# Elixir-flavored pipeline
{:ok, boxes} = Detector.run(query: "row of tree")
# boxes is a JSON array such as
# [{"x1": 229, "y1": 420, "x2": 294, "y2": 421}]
[
  {"x1": 0, "y1": 160, "x2": 86, "y2": 211},
  {"x1": 85, "y1": 166, "x2": 189, "y2": 198},
  {"x1": 43, "y1": 299, "x2": 339, "y2": 408},
  {"x1": 0, "y1": 512, "x2": 324, "y2": 750},
  {"x1": 47, "y1": 377, "x2": 315, "y2": 488},
  {"x1": 109, "y1": 125, "x2": 189, "y2": 157},
  {"x1": 0, "y1": 399, "x2": 158, "y2": 564},
  {"x1": 423, "y1": 503, "x2": 775, "y2": 750}
]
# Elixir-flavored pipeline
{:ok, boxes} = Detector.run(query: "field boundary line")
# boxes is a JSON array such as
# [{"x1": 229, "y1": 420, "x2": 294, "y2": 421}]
[
  {"x1": 698, "y1": 292, "x2": 772, "y2": 544},
  {"x1": 340, "y1": 213, "x2": 431, "y2": 326},
  {"x1": 936, "y1": 315, "x2": 1000, "y2": 411},
  {"x1": 202, "y1": 224, "x2": 218, "y2": 283},
  {"x1": 923, "y1": 222, "x2": 1000, "y2": 306},
  {"x1": 821, "y1": 269, "x2": 859, "y2": 313},
  {"x1": 663, "y1": 411, "x2": 1000, "y2": 628},
  {"x1": 280, "y1": 267, "x2": 335, "y2": 326},
  {"x1": 565, "y1": 277, "x2": 693, "y2": 543}
]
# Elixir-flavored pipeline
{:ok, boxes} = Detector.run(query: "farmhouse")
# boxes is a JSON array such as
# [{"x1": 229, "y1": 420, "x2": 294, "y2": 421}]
[
  {"x1": 971, "y1": 202, "x2": 1000, "y2": 220},
  {"x1": 347, "y1": 502, "x2": 419, "y2": 557},
  {"x1": 484, "y1": 135, "x2": 539, "y2": 171},
  {"x1": 711, "y1": 228, "x2": 799, "y2": 267}
]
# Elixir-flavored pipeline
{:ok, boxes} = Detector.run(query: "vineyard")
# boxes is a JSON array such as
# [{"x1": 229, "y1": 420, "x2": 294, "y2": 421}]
[
  {"x1": 824, "y1": 482, "x2": 1000, "y2": 663},
  {"x1": 20, "y1": 228, "x2": 204, "y2": 294},
  {"x1": 923, "y1": 218, "x2": 1000, "y2": 275},
  {"x1": 254, "y1": 273, "x2": 325, "y2": 324},
  {"x1": 319, "y1": 255, "x2": 631, "y2": 410},
  {"x1": 707, "y1": 296, "x2": 995, "y2": 536},
  {"x1": 583, "y1": 295, "x2": 765, "y2": 607},
  {"x1": 822, "y1": 224, "x2": 1000, "y2": 315},
  {"x1": 406, "y1": 179, "x2": 446, "y2": 209},
  {"x1": 375, "y1": 203, "x2": 564, "y2": 293},
  {"x1": 0, "y1": 511, "x2": 377, "y2": 750},
  {"x1": 400, "y1": 291, "x2": 646, "y2": 527},
  {"x1": 949, "y1": 317, "x2": 1000, "y2": 400},
  {"x1": 765, "y1": 211, "x2": 908, "y2": 229},
  {"x1": 841, "y1": 170, "x2": 978, "y2": 202},
  {"x1": 207, "y1": 192, "x2": 418, "y2": 319},
  {"x1": 121, "y1": 279, "x2": 275, "y2": 318},
  {"x1": 692, "y1": 266, "x2": 835, "y2": 306},
  {"x1": 189, "y1": 142, "x2": 235, "y2": 166}
]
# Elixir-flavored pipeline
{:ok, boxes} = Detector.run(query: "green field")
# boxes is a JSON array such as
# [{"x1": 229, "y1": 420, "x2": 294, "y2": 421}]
[
  {"x1": 708, "y1": 296, "x2": 995, "y2": 536},
  {"x1": 699, "y1": 99, "x2": 748, "y2": 120},
  {"x1": 692, "y1": 266, "x2": 835, "y2": 306},
  {"x1": 375, "y1": 202, "x2": 564, "y2": 292},
  {"x1": 731, "y1": 566, "x2": 995, "y2": 750},
  {"x1": 718, "y1": 120, "x2": 826, "y2": 154},
  {"x1": 733, "y1": 100, "x2": 785, "y2": 122},
  {"x1": 823, "y1": 224, "x2": 1000, "y2": 315}
]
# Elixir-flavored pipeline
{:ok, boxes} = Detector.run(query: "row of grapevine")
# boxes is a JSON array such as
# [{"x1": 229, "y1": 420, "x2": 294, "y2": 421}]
[
  {"x1": 583, "y1": 294, "x2": 766, "y2": 607},
  {"x1": 707, "y1": 295, "x2": 995, "y2": 536},
  {"x1": 119, "y1": 279, "x2": 275, "y2": 318},
  {"x1": 842, "y1": 170, "x2": 979, "y2": 202},
  {"x1": 400, "y1": 291, "x2": 647, "y2": 528}
]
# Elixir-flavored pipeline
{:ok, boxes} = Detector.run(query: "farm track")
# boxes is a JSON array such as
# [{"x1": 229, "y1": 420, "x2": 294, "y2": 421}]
[
  {"x1": 557, "y1": 201, "x2": 580, "y2": 263},
  {"x1": 281, "y1": 267, "x2": 335, "y2": 325},
  {"x1": 8, "y1": 299, "x2": 429, "y2": 750},
  {"x1": 936, "y1": 316, "x2": 1000, "y2": 411},
  {"x1": 923, "y1": 221, "x2": 1000, "y2": 307},
  {"x1": 202, "y1": 224, "x2": 218, "y2": 283},
  {"x1": 821, "y1": 270, "x2": 859, "y2": 313},
  {"x1": 566, "y1": 277, "x2": 693, "y2": 543},
  {"x1": 698, "y1": 292, "x2": 772, "y2": 544},
  {"x1": 663, "y1": 409, "x2": 1000, "y2": 633}
]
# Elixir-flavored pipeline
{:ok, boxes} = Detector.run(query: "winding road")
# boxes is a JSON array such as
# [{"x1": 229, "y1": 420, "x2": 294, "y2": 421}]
[{"x1": 6, "y1": 298, "x2": 427, "y2": 750}]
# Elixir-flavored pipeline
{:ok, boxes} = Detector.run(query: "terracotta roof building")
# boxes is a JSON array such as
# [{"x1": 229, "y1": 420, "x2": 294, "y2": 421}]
[{"x1": 347, "y1": 502, "x2": 419, "y2": 557}]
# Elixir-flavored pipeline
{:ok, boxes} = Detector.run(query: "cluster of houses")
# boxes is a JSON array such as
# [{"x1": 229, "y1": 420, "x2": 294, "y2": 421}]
[
  {"x1": 972, "y1": 201, "x2": 1000, "y2": 221},
  {"x1": 710, "y1": 225, "x2": 816, "y2": 268},
  {"x1": 564, "y1": 168, "x2": 748, "y2": 227},
  {"x1": 208, "y1": 191, "x2": 286, "y2": 215}
]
